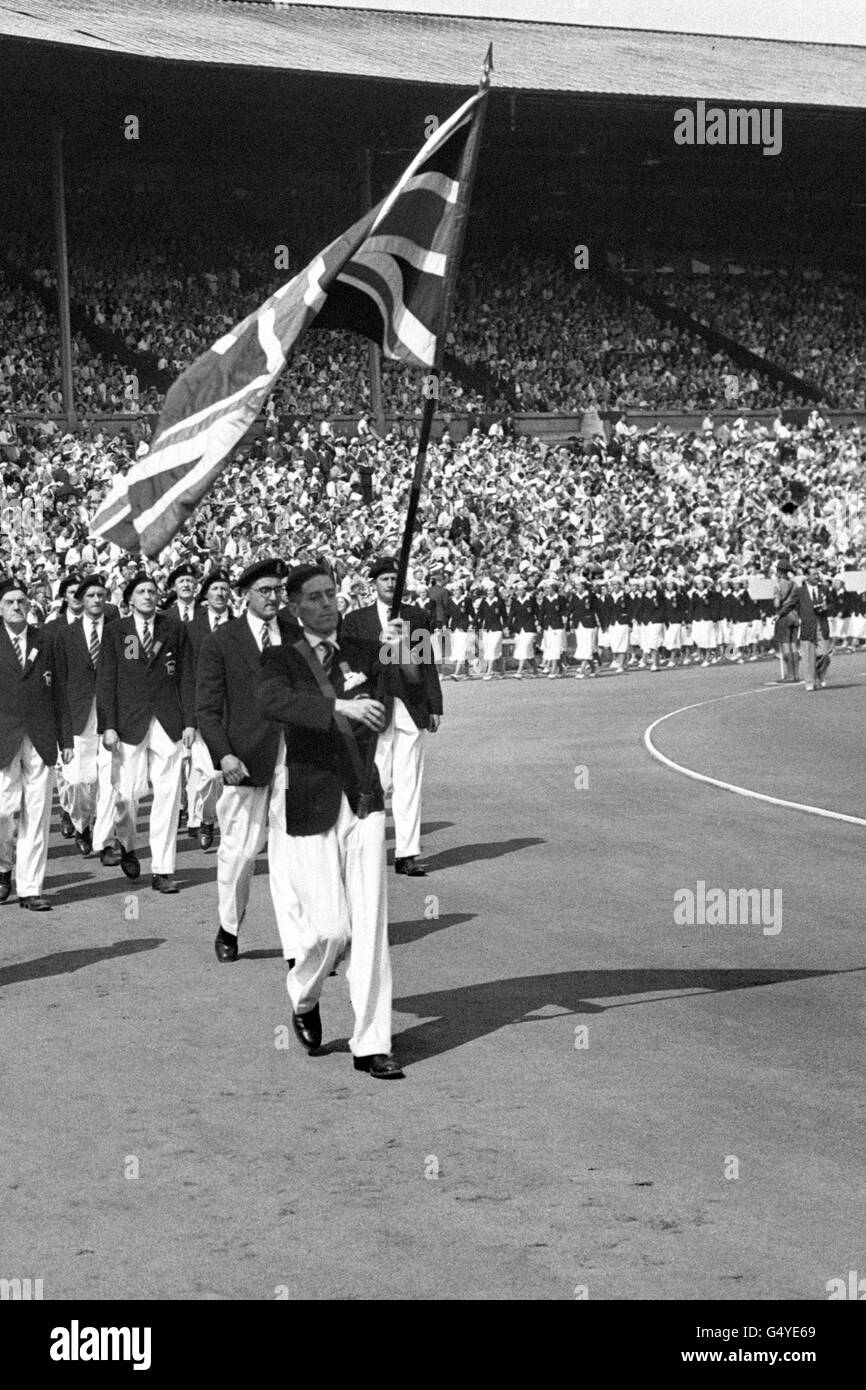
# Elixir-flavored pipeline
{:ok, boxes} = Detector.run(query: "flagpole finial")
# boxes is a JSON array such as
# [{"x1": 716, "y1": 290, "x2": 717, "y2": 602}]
[{"x1": 481, "y1": 42, "x2": 494, "y2": 87}]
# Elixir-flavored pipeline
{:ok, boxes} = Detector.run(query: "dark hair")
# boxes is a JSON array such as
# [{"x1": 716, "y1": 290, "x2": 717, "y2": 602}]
[{"x1": 284, "y1": 564, "x2": 331, "y2": 600}]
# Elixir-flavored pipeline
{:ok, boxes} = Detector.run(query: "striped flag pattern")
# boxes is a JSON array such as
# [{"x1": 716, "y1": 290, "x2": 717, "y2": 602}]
[{"x1": 90, "y1": 88, "x2": 486, "y2": 558}]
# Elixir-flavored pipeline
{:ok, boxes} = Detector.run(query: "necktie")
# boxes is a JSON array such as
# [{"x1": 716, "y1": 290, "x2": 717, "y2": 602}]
[
  {"x1": 319, "y1": 639, "x2": 336, "y2": 674},
  {"x1": 14, "y1": 634, "x2": 25, "y2": 670},
  {"x1": 141, "y1": 621, "x2": 153, "y2": 660},
  {"x1": 182, "y1": 607, "x2": 191, "y2": 623},
  {"x1": 88, "y1": 621, "x2": 100, "y2": 667},
  {"x1": 260, "y1": 622, "x2": 271, "y2": 651}
]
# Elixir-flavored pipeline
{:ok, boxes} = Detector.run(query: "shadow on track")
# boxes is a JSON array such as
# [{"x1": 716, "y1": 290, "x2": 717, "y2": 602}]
[
  {"x1": 392, "y1": 966, "x2": 858, "y2": 1063},
  {"x1": 0, "y1": 937, "x2": 165, "y2": 989}
]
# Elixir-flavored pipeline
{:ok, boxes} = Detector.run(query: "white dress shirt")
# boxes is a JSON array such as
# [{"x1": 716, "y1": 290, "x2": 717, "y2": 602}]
[{"x1": 246, "y1": 612, "x2": 282, "y2": 651}]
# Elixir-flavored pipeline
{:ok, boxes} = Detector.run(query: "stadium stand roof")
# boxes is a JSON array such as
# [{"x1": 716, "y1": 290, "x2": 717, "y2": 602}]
[{"x1": 0, "y1": 1, "x2": 863, "y2": 108}]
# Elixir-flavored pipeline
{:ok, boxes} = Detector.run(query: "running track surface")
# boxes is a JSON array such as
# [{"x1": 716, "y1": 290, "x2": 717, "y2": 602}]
[{"x1": 1, "y1": 655, "x2": 863, "y2": 1300}]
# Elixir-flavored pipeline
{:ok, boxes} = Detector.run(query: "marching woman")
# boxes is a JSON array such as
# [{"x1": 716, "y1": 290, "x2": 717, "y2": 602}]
[
  {"x1": 449, "y1": 577, "x2": 475, "y2": 681},
  {"x1": 605, "y1": 575, "x2": 631, "y2": 674},
  {"x1": 568, "y1": 574, "x2": 598, "y2": 679},
  {"x1": 640, "y1": 575, "x2": 666, "y2": 673},
  {"x1": 475, "y1": 578, "x2": 508, "y2": 681},
  {"x1": 506, "y1": 576, "x2": 539, "y2": 679},
  {"x1": 539, "y1": 575, "x2": 567, "y2": 679}
]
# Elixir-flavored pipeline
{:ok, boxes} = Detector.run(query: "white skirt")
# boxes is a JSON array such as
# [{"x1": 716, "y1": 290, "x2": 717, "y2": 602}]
[
  {"x1": 574, "y1": 626, "x2": 597, "y2": 661},
  {"x1": 663, "y1": 623, "x2": 682, "y2": 650},
  {"x1": 607, "y1": 622, "x2": 630, "y2": 655},
  {"x1": 851, "y1": 614, "x2": 866, "y2": 639},
  {"x1": 631, "y1": 623, "x2": 645, "y2": 647},
  {"x1": 513, "y1": 630, "x2": 536, "y2": 660},
  {"x1": 451, "y1": 628, "x2": 475, "y2": 661},
  {"x1": 732, "y1": 621, "x2": 750, "y2": 646},
  {"x1": 481, "y1": 630, "x2": 503, "y2": 661},
  {"x1": 692, "y1": 619, "x2": 717, "y2": 649},
  {"x1": 542, "y1": 627, "x2": 566, "y2": 659},
  {"x1": 641, "y1": 622, "x2": 663, "y2": 652}
]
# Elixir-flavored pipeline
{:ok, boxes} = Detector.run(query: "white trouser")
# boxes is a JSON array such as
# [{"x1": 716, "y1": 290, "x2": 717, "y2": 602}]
[
  {"x1": 56, "y1": 762, "x2": 74, "y2": 815},
  {"x1": 186, "y1": 732, "x2": 221, "y2": 829},
  {"x1": 271, "y1": 795, "x2": 391, "y2": 1057},
  {"x1": 115, "y1": 717, "x2": 184, "y2": 875},
  {"x1": 214, "y1": 779, "x2": 302, "y2": 956},
  {"x1": 0, "y1": 735, "x2": 54, "y2": 896},
  {"x1": 375, "y1": 696, "x2": 425, "y2": 859},
  {"x1": 66, "y1": 703, "x2": 119, "y2": 848}
]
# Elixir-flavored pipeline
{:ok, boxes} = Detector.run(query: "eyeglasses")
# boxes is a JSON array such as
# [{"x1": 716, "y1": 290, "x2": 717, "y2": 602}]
[{"x1": 251, "y1": 586, "x2": 283, "y2": 597}]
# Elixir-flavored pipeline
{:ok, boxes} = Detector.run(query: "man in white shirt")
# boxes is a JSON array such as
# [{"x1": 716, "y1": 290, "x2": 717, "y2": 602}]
[
  {"x1": 196, "y1": 558, "x2": 303, "y2": 963},
  {"x1": 185, "y1": 570, "x2": 233, "y2": 850},
  {"x1": 53, "y1": 575, "x2": 120, "y2": 860}
]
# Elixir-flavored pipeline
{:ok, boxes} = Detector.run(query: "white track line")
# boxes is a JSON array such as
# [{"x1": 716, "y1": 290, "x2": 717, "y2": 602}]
[{"x1": 644, "y1": 683, "x2": 866, "y2": 828}]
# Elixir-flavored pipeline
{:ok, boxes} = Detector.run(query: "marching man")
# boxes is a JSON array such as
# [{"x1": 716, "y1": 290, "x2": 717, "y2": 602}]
[
  {"x1": 97, "y1": 573, "x2": 195, "y2": 894},
  {"x1": 0, "y1": 577, "x2": 69, "y2": 911},
  {"x1": 257, "y1": 564, "x2": 403, "y2": 1079},
  {"x1": 342, "y1": 556, "x2": 442, "y2": 877},
  {"x1": 195, "y1": 559, "x2": 303, "y2": 964},
  {"x1": 53, "y1": 574, "x2": 120, "y2": 862}
]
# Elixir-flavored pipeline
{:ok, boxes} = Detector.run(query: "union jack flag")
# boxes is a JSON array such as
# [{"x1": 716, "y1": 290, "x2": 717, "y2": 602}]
[{"x1": 90, "y1": 86, "x2": 487, "y2": 558}]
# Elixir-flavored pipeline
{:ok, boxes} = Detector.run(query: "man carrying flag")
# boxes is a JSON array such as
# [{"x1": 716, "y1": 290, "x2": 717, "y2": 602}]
[{"x1": 89, "y1": 62, "x2": 491, "y2": 1075}]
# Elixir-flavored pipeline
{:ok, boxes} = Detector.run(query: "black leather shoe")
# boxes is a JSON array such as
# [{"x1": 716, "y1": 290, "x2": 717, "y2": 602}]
[
  {"x1": 75, "y1": 827, "x2": 92, "y2": 858},
  {"x1": 395, "y1": 856, "x2": 427, "y2": 877},
  {"x1": 60, "y1": 811, "x2": 75, "y2": 839},
  {"x1": 152, "y1": 874, "x2": 180, "y2": 894},
  {"x1": 199, "y1": 823, "x2": 215, "y2": 850},
  {"x1": 20, "y1": 896, "x2": 51, "y2": 912},
  {"x1": 292, "y1": 1004, "x2": 322, "y2": 1053},
  {"x1": 100, "y1": 843, "x2": 122, "y2": 868},
  {"x1": 214, "y1": 925, "x2": 238, "y2": 962},
  {"x1": 353, "y1": 1053, "x2": 405, "y2": 1079},
  {"x1": 287, "y1": 958, "x2": 295, "y2": 969},
  {"x1": 0, "y1": 871, "x2": 11, "y2": 903},
  {"x1": 120, "y1": 849, "x2": 141, "y2": 880}
]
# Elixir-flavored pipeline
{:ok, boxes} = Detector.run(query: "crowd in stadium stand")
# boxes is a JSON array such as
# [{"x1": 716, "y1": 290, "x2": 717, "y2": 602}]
[
  {"x1": 643, "y1": 267, "x2": 866, "y2": 408},
  {"x1": 3, "y1": 171, "x2": 863, "y2": 416},
  {"x1": 1, "y1": 406, "x2": 864, "y2": 676}
]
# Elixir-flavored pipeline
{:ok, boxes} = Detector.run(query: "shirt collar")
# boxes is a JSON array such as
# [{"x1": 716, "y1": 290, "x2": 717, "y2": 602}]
[{"x1": 303, "y1": 627, "x2": 338, "y2": 651}]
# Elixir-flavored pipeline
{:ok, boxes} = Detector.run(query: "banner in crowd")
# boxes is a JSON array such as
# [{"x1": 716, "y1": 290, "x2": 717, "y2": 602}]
[{"x1": 89, "y1": 86, "x2": 487, "y2": 557}]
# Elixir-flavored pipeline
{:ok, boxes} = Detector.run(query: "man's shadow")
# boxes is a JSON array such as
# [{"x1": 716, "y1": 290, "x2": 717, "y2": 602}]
[
  {"x1": 391, "y1": 966, "x2": 853, "y2": 1063},
  {"x1": 0, "y1": 937, "x2": 165, "y2": 989}
]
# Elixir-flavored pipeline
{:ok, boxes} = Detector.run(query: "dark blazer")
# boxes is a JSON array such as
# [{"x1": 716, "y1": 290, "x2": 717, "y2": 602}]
[
  {"x1": 97, "y1": 612, "x2": 195, "y2": 745},
  {"x1": 256, "y1": 634, "x2": 384, "y2": 835},
  {"x1": 195, "y1": 612, "x2": 300, "y2": 785},
  {"x1": 54, "y1": 614, "x2": 111, "y2": 736},
  {"x1": 341, "y1": 601, "x2": 443, "y2": 730},
  {"x1": 0, "y1": 624, "x2": 69, "y2": 770},
  {"x1": 187, "y1": 607, "x2": 230, "y2": 666}
]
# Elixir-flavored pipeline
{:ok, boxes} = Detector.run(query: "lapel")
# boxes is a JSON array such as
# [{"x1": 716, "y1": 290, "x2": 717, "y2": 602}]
[
  {"x1": 0, "y1": 624, "x2": 29, "y2": 678},
  {"x1": 230, "y1": 614, "x2": 265, "y2": 677}
]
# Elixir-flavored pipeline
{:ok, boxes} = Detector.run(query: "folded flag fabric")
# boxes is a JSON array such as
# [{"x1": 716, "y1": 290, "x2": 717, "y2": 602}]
[{"x1": 90, "y1": 87, "x2": 487, "y2": 557}]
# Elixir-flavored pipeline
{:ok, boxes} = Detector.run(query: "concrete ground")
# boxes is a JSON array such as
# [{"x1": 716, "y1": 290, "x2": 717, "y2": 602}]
[{"x1": 1, "y1": 653, "x2": 864, "y2": 1300}]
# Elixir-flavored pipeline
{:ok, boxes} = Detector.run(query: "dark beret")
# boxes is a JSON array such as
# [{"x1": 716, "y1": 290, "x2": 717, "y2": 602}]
[
  {"x1": 122, "y1": 571, "x2": 157, "y2": 605},
  {"x1": 57, "y1": 574, "x2": 81, "y2": 598},
  {"x1": 198, "y1": 568, "x2": 233, "y2": 601},
  {"x1": 236, "y1": 557, "x2": 288, "y2": 593},
  {"x1": 76, "y1": 573, "x2": 108, "y2": 600},
  {"x1": 0, "y1": 576, "x2": 27, "y2": 600},
  {"x1": 165, "y1": 563, "x2": 198, "y2": 589},
  {"x1": 369, "y1": 556, "x2": 399, "y2": 579}
]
